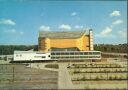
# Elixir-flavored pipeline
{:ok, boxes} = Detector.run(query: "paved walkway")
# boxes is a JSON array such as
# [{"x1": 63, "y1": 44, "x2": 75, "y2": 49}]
[
  {"x1": 58, "y1": 63, "x2": 75, "y2": 89},
  {"x1": 28, "y1": 63, "x2": 78, "y2": 89}
]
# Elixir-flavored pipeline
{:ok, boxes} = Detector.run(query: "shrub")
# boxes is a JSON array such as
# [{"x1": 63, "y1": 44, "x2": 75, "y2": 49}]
[
  {"x1": 109, "y1": 76, "x2": 113, "y2": 80},
  {"x1": 95, "y1": 76, "x2": 100, "y2": 80},
  {"x1": 45, "y1": 64, "x2": 59, "y2": 69}
]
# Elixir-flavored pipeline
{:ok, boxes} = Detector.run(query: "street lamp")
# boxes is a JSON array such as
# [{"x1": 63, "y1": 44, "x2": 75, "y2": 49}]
[{"x1": 30, "y1": 59, "x2": 31, "y2": 68}]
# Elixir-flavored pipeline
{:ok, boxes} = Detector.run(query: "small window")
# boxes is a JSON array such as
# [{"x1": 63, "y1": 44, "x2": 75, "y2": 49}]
[
  {"x1": 70, "y1": 53, "x2": 74, "y2": 55},
  {"x1": 75, "y1": 52, "x2": 79, "y2": 55},
  {"x1": 48, "y1": 55, "x2": 50, "y2": 57},
  {"x1": 86, "y1": 45, "x2": 89, "y2": 47},
  {"x1": 84, "y1": 52, "x2": 88, "y2": 55},
  {"x1": 51, "y1": 53, "x2": 55, "y2": 55},
  {"x1": 56, "y1": 53, "x2": 60, "y2": 55},
  {"x1": 16, "y1": 55, "x2": 18, "y2": 57},
  {"x1": 42, "y1": 56, "x2": 46, "y2": 58},
  {"x1": 65, "y1": 53, "x2": 69, "y2": 55}
]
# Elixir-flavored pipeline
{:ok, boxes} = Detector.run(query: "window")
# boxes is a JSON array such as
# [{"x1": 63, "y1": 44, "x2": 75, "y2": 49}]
[
  {"x1": 75, "y1": 52, "x2": 79, "y2": 55},
  {"x1": 84, "y1": 52, "x2": 88, "y2": 55},
  {"x1": 70, "y1": 56, "x2": 74, "y2": 58},
  {"x1": 48, "y1": 55, "x2": 50, "y2": 57},
  {"x1": 79, "y1": 52, "x2": 83, "y2": 55},
  {"x1": 51, "y1": 57, "x2": 55, "y2": 59},
  {"x1": 36, "y1": 52, "x2": 45, "y2": 54},
  {"x1": 42, "y1": 56, "x2": 46, "y2": 58},
  {"x1": 83, "y1": 56, "x2": 88, "y2": 58},
  {"x1": 65, "y1": 57, "x2": 69, "y2": 58},
  {"x1": 61, "y1": 53, "x2": 65, "y2": 55},
  {"x1": 93, "y1": 52, "x2": 100, "y2": 55},
  {"x1": 51, "y1": 53, "x2": 55, "y2": 55},
  {"x1": 56, "y1": 53, "x2": 60, "y2": 55},
  {"x1": 74, "y1": 56, "x2": 79, "y2": 58},
  {"x1": 80, "y1": 56, "x2": 84, "y2": 58},
  {"x1": 70, "y1": 53, "x2": 74, "y2": 55},
  {"x1": 88, "y1": 52, "x2": 93, "y2": 55},
  {"x1": 65, "y1": 53, "x2": 69, "y2": 55}
]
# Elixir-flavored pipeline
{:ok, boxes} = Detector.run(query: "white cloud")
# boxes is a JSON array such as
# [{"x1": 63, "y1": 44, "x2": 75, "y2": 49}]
[
  {"x1": 110, "y1": 10, "x2": 120, "y2": 17},
  {"x1": 118, "y1": 30, "x2": 127, "y2": 39},
  {"x1": 3, "y1": 29, "x2": 25, "y2": 36},
  {"x1": 74, "y1": 25, "x2": 83, "y2": 29},
  {"x1": 0, "y1": 19, "x2": 16, "y2": 25},
  {"x1": 4, "y1": 29, "x2": 16, "y2": 33},
  {"x1": 96, "y1": 27, "x2": 112, "y2": 37},
  {"x1": 112, "y1": 19, "x2": 123, "y2": 25},
  {"x1": 20, "y1": 31, "x2": 24, "y2": 35},
  {"x1": 10, "y1": 29, "x2": 16, "y2": 33},
  {"x1": 71, "y1": 12, "x2": 77, "y2": 16},
  {"x1": 39, "y1": 25, "x2": 50, "y2": 31},
  {"x1": 59, "y1": 24, "x2": 71, "y2": 30},
  {"x1": 101, "y1": 27, "x2": 112, "y2": 36},
  {"x1": 11, "y1": 29, "x2": 16, "y2": 33}
]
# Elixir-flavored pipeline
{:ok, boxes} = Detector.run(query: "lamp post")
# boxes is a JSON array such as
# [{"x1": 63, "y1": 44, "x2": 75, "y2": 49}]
[
  {"x1": 30, "y1": 59, "x2": 31, "y2": 68},
  {"x1": 12, "y1": 66, "x2": 14, "y2": 82}
]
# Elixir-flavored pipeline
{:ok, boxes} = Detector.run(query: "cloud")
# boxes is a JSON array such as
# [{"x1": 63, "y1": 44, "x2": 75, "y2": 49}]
[
  {"x1": 112, "y1": 19, "x2": 123, "y2": 25},
  {"x1": 74, "y1": 25, "x2": 83, "y2": 29},
  {"x1": 11, "y1": 29, "x2": 16, "y2": 33},
  {"x1": 39, "y1": 25, "x2": 50, "y2": 31},
  {"x1": 71, "y1": 12, "x2": 77, "y2": 16},
  {"x1": 100, "y1": 27, "x2": 112, "y2": 36},
  {"x1": 4, "y1": 29, "x2": 16, "y2": 33},
  {"x1": 118, "y1": 30, "x2": 127, "y2": 39},
  {"x1": 59, "y1": 24, "x2": 71, "y2": 30},
  {"x1": 20, "y1": 31, "x2": 24, "y2": 35},
  {"x1": 96, "y1": 27, "x2": 112, "y2": 37},
  {"x1": 0, "y1": 19, "x2": 16, "y2": 25},
  {"x1": 110, "y1": 10, "x2": 120, "y2": 17}
]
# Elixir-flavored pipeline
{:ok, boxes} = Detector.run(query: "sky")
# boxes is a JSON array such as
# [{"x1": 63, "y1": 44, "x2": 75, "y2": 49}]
[{"x1": 0, "y1": 0, "x2": 127, "y2": 45}]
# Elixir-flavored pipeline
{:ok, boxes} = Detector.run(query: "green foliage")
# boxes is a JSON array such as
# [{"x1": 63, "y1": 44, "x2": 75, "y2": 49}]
[
  {"x1": 94, "y1": 44, "x2": 128, "y2": 53},
  {"x1": 45, "y1": 64, "x2": 59, "y2": 69},
  {"x1": 0, "y1": 45, "x2": 38, "y2": 55},
  {"x1": 0, "y1": 43, "x2": 127, "y2": 55},
  {"x1": 95, "y1": 76, "x2": 100, "y2": 80},
  {"x1": 109, "y1": 76, "x2": 113, "y2": 80}
]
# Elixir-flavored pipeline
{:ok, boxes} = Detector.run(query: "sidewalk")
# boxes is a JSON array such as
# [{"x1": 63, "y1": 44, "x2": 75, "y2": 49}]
[{"x1": 58, "y1": 63, "x2": 75, "y2": 89}]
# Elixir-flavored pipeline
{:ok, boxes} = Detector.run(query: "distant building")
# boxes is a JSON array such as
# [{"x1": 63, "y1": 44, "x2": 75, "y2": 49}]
[
  {"x1": 0, "y1": 55, "x2": 13, "y2": 61},
  {"x1": 38, "y1": 29, "x2": 93, "y2": 52}
]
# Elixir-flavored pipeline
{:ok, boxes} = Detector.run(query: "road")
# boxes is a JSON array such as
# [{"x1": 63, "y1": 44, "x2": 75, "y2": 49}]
[{"x1": 58, "y1": 63, "x2": 75, "y2": 89}]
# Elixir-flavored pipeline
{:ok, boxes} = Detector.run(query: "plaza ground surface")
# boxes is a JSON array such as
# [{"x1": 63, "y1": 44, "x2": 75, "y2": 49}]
[
  {"x1": 0, "y1": 58, "x2": 127, "y2": 89},
  {"x1": 0, "y1": 64, "x2": 58, "y2": 89}
]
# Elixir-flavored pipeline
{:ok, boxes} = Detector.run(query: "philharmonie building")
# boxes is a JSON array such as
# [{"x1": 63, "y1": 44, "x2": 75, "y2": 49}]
[
  {"x1": 38, "y1": 29, "x2": 93, "y2": 52},
  {"x1": 13, "y1": 29, "x2": 101, "y2": 62}
]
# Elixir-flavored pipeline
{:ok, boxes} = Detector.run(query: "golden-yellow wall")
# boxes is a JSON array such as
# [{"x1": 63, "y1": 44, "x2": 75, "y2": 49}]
[{"x1": 38, "y1": 35, "x2": 90, "y2": 52}]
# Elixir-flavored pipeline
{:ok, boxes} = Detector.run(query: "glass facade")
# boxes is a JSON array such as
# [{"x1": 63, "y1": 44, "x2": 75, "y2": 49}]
[{"x1": 51, "y1": 51, "x2": 101, "y2": 60}]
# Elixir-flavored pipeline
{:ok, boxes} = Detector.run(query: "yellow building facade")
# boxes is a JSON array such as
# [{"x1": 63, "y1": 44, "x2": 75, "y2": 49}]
[{"x1": 38, "y1": 30, "x2": 93, "y2": 52}]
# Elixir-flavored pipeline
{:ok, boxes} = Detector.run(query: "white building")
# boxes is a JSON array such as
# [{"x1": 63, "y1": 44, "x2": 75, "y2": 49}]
[
  {"x1": 14, "y1": 51, "x2": 51, "y2": 61},
  {"x1": 13, "y1": 50, "x2": 101, "y2": 62}
]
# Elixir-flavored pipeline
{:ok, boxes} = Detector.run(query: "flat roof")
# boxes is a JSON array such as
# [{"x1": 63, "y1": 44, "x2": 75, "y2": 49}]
[
  {"x1": 14, "y1": 50, "x2": 100, "y2": 54},
  {"x1": 38, "y1": 30, "x2": 90, "y2": 39}
]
